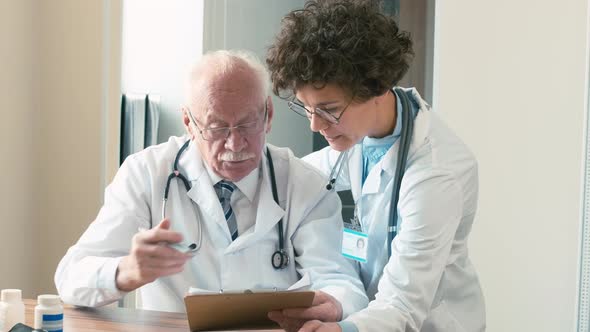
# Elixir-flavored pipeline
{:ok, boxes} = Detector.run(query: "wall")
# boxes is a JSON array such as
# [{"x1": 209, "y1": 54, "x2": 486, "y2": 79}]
[
  {"x1": 434, "y1": 1, "x2": 588, "y2": 330},
  {"x1": 0, "y1": 0, "x2": 122, "y2": 296},
  {"x1": 203, "y1": 0, "x2": 312, "y2": 157},
  {"x1": 121, "y1": 0, "x2": 310, "y2": 156},
  {"x1": 398, "y1": 0, "x2": 435, "y2": 103},
  {"x1": 0, "y1": 0, "x2": 37, "y2": 296},
  {"x1": 34, "y1": 0, "x2": 122, "y2": 296},
  {"x1": 121, "y1": 0, "x2": 203, "y2": 144}
]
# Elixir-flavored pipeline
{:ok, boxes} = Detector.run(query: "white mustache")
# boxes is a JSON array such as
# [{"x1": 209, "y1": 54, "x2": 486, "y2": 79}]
[{"x1": 219, "y1": 151, "x2": 255, "y2": 162}]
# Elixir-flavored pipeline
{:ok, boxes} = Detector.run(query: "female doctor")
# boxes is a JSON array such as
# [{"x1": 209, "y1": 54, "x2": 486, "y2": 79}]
[{"x1": 266, "y1": 1, "x2": 485, "y2": 331}]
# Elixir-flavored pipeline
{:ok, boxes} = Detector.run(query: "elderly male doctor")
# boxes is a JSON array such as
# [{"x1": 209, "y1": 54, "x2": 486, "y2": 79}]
[{"x1": 55, "y1": 50, "x2": 368, "y2": 320}]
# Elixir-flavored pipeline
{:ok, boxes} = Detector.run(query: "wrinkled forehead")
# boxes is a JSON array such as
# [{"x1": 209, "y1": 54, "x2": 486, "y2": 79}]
[{"x1": 190, "y1": 67, "x2": 265, "y2": 117}]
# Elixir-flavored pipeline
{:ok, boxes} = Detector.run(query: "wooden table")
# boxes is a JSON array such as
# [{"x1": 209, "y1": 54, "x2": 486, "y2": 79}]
[{"x1": 24, "y1": 299, "x2": 280, "y2": 332}]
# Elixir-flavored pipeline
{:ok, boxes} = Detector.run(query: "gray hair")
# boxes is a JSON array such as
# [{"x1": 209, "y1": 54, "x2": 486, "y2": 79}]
[{"x1": 186, "y1": 49, "x2": 270, "y2": 105}]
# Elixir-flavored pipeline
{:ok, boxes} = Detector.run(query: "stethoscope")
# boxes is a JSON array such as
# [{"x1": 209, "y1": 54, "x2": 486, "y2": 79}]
[
  {"x1": 160, "y1": 141, "x2": 290, "y2": 269},
  {"x1": 325, "y1": 87, "x2": 414, "y2": 257}
]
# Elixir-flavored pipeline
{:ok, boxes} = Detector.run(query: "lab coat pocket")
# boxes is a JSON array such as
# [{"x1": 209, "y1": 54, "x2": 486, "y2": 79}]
[
  {"x1": 422, "y1": 301, "x2": 466, "y2": 332},
  {"x1": 230, "y1": 241, "x2": 297, "y2": 290}
]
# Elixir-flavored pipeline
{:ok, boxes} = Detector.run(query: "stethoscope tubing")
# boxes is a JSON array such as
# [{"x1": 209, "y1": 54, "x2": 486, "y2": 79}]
[
  {"x1": 161, "y1": 139, "x2": 192, "y2": 223},
  {"x1": 161, "y1": 140, "x2": 203, "y2": 252},
  {"x1": 326, "y1": 150, "x2": 348, "y2": 191},
  {"x1": 265, "y1": 147, "x2": 289, "y2": 269},
  {"x1": 387, "y1": 87, "x2": 414, "y2": 257},
  {"x1": 159, "y1": 140, "x2": 288, "y2": 268},
  {"x1": 325, "y1": 87, "x2": 414, "y2": 258}
]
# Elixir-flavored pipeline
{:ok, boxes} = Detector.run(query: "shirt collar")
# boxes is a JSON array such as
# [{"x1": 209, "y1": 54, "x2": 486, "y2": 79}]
[{"x1": 203, "y1": 157, "x2": 260, "y2": 204}]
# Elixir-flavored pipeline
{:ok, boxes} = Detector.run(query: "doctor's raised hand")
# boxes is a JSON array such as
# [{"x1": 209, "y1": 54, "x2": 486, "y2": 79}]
[{"x1": 115, "y1": 219, "x2": 191, "y2": 292}]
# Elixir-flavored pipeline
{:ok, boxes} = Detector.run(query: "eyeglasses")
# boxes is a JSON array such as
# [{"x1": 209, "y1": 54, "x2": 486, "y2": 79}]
[
  {"x1": 287, "y1": 98, "x2": 353, "y2": 125},
  {"x1": 187, "y1": 104, "x2": 268, "y2": 141}
]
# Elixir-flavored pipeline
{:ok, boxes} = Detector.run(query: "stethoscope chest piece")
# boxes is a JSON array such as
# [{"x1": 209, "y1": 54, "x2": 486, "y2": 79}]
[{"x1": 271, "y1": 249, "x2": 289, "y2": 269}]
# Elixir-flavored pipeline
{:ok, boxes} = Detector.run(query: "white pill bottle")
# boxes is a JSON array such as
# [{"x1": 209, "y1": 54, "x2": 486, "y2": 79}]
[
  {"x1": 0, "y1": 289, "x2": 25, "y2": 332},
  {"x1": 34, "y1": 295, "x2": 63, "y2": 332}
]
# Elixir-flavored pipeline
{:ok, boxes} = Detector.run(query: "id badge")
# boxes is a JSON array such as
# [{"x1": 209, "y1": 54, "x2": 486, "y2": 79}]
[{"x1": 342, "y1": 228, "x2": 368, "y2": 262}]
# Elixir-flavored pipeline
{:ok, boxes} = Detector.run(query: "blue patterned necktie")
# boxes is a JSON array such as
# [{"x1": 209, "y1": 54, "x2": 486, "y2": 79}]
[{"x1": 214, "y1": 181, "x2": 238, "y2": 241}]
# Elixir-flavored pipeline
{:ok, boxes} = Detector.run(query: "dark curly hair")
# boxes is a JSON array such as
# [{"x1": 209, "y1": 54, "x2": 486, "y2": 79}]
[{"x1": 266, "y1": 0, "x2": 414, "y2": 102}]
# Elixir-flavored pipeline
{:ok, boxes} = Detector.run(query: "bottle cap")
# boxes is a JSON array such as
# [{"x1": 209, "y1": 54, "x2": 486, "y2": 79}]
[
  {"x1": 37, "y1": 294, "x2": 61, "y2": 306},
  {"x1": 1, "y1": 289, "x2": 22, "y2": 303}
]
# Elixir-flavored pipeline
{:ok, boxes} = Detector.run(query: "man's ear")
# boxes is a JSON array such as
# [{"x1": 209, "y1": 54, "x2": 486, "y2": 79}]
[
  {"x1": 265, "y1": 96, "x2": 274, "y2": 134},
  {"x1": 181, "y1": 107, "x2": 195, "y2": 139}
]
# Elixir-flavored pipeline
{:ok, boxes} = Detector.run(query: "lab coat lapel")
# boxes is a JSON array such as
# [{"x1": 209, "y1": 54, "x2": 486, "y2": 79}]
[
  {"x1": 381, "y1": 99, "x2": 429, "y2": 177},
  {"x1": 362, "y1": 144, "x2": 397, "y2": 196},
  {"x1": 347, "y1": 145, "x2": 364, "y2": 202},
  {"x1": 180, "y1": 141, "x2": 226, "y2": 226},
  {"x1": 186, "y1": 176, "x2": 224, "y2": 225},
  {"x1": 225, "y1": 150, "x2": 285, "y2": 254},
  {"x1": 365, "y1": 88, "x2": 426, "y2": 193}
]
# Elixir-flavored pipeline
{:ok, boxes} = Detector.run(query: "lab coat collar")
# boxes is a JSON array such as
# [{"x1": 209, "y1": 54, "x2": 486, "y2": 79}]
[
  {"x1": 380, "y1": 88, "x2": 429, "y2": 178},
  {"x1": 233, "y1": 170, "x2": 258, "y2": 204},
  {"x1": 349, "y1": 88, "x2": 430, "y2": 196},
  {"x1": 180, "y1": 138, "x2": 207, "y2": 182},
  {"x1": 361, "y1": 157, "x2": 386, "y2": 195}
]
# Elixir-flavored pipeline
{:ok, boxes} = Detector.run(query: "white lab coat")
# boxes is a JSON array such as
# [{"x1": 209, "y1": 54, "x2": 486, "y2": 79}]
[
  {"x1": 55, "y1": 137, "x2": 368, "y2": 315},
  {"x1": 304, "y1": 88, "x2": 485, "y2": 331}
]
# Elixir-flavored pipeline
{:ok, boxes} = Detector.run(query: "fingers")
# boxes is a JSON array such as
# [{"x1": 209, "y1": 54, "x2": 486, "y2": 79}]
[
  {"x1": 116, "y1": 248, "x2": 189, "y2": 292},
  {"x1": 268, "y1": 310, "x2": 284, "y2": 323},
  {"x1": 135, "y1": 219, "x2": 192, "y2": 261},
  {"x1": 311, "y1": 291, "x2": 329, "y2": 305},
  {"x1": 298, "y1": 321, "x2": 342, "y2": 332},
  {"x1": 298, "y1": 320, "x2": 323, "y2": 332},
  {"x1": 117, "y1": 219, "x2": 192, "y2": 291},
  {"x1": 135, "y1": 253, "x2": 189, "y2": 269},
  {"x1": 139, "y1": 264, "x2": 186, "y2": 278},
  {"x1": 131, "y1": 235, "x2": 192, "y2": 270},
  {"x1": 281, "y1": 291, "x2": 342, "y2": 322},
  {"x1": 282, "y1": 306, "x2": 325, "y2": 320},
  {"x1": 134, "y1": 241, "x2": 188, "y2": 259},
  {"x1": 157, "y1": 218, "x2": 172, "y2": 229},
  {"x1": 268, "y1": 311, "x2": 307, "y2": 332},
  {"x1": 125, "y1": 263, "x2": 186, "y2": 284},
  {"x1": 269, "y1": 293, "x2": 342, "y2": 332},
  {"x1": 137, "y1": 219, "x2": 184, "y2": 245},
  {"x1": 282, "y1": 291, "x2": 328, "y2": 318}
]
